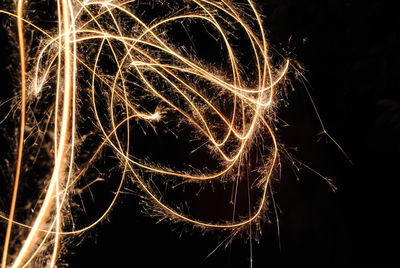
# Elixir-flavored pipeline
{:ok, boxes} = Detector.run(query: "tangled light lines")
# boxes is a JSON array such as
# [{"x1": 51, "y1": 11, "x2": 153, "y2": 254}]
[{"x1": 0, "y1": 0, "x2": 289, "y2": 266}]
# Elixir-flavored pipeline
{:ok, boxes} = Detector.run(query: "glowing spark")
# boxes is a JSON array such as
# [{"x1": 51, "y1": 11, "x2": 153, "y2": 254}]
[{"x1": 0, "y1": 0, "x2": 289, "y2": 266}]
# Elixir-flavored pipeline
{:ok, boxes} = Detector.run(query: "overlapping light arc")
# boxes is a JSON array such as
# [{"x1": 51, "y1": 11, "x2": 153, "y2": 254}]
[{"x1": 0, "y1": 0, "x2": 289, "y2": 267}]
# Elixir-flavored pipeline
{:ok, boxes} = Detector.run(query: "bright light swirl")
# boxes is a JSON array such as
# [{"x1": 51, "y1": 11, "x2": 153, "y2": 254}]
[{"x1": 0, "y1": 0, "x2": 289, "y2": 267}]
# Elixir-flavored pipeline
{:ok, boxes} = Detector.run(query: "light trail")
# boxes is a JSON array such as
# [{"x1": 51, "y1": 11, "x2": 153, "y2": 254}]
[
  {"x1": 0, "y1": 1, "x2": 289, "y2": 266},
  {"x1": 1, "y1": 0, "x2": 27, "y2": 266}
]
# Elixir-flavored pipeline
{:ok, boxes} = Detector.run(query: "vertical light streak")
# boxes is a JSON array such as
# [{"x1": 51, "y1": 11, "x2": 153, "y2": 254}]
[
  {"x1": 1, "y1": 0, "x2": 27, "y2": 266},
  {"x1": 9, "y1": 0, "x2": 75, "y2": 266}
]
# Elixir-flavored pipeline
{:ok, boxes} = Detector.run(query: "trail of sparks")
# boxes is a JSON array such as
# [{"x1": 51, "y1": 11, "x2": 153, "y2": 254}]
[
  {"x1": 1, "y1": 0, "x2": 27, "y2": 266},
  {"x1": 0, "y1": 0, "x2": 289, "y2": 266}
]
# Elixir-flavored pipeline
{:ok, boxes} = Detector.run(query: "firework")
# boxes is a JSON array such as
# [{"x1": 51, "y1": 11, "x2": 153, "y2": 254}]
[{"x1": 0, "y1": 0, "x2": 288, "y2": 266}]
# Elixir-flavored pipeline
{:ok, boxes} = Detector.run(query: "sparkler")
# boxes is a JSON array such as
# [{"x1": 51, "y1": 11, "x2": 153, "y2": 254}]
[{"x1": 0, "y1": 0, "x2": 289, "y2": 266}]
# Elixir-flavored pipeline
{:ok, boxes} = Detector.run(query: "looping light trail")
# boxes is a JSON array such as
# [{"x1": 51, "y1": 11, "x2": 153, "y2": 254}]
[{"x1": 0, "y1": 0, "x2": 289, "y2": 266}]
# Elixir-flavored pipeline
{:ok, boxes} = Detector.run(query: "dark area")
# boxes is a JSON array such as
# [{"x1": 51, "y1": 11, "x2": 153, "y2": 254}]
[{"x1": 0, "y1": 0, "x2": 398, "y2": 267}]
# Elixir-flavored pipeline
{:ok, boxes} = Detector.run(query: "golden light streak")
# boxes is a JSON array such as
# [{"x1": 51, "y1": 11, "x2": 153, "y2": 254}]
[
  {"x1": 1, "y1": 1, "x2": 27, "y2": 266},
  {"x1": 0, "y1": 0, "x2": 289, "y2": 266}
]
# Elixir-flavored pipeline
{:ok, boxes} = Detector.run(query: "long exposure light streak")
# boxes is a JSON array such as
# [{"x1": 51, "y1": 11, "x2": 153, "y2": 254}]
[{"x1": 0, "y1": 0, "x2": 289, "y2": 266}]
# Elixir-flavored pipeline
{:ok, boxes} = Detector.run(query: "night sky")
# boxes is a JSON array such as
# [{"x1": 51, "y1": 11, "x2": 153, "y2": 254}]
[{"x1": 0, "y1": 0, "x2": 398, "y2": 267}]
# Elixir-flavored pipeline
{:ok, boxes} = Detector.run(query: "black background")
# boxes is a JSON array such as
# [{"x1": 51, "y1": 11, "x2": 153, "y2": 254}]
[{"x1": 1, "y1": 0, "x2": 398, "y2": 267}]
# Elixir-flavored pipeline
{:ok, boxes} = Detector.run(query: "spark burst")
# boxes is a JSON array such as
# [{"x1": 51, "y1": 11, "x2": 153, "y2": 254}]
[{"x1": 0, "y1": 0, "x2": 289, "y2": 266}]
